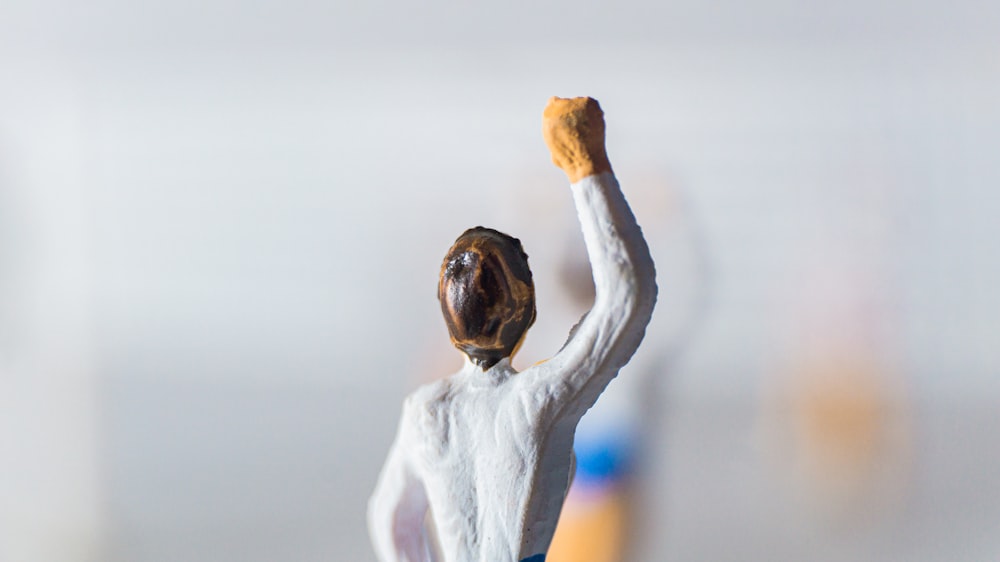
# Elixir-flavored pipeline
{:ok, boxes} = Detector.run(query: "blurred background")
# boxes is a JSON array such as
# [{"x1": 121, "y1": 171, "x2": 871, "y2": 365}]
[{"x1": 2, "y1": 1, "x2": 999, "y2": 560}]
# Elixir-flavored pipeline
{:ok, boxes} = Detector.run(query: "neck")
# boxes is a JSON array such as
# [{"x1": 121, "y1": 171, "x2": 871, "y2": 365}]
[{"x1": 462, "y1": 355, "x2": 514, "y2": 380}]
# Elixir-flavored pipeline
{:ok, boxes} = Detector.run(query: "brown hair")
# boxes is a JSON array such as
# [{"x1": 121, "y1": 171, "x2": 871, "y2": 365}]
[{"x1": 438, "y1": 227, "x2": 536, "y2": 369}]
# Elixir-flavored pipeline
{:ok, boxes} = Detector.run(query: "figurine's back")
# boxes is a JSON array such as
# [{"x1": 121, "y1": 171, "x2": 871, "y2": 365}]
[{"x1": 406, "y1": 359, "x2": 570, "y2": 562}]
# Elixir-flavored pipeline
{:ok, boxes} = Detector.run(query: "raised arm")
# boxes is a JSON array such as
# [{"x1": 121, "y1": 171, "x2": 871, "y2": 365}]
[
  {"x1": 367, "y1": 414, "x2": 432, "y2": 562},
  {"x1": 529, "y1": 97, "x2": 657, "y2": 420}
]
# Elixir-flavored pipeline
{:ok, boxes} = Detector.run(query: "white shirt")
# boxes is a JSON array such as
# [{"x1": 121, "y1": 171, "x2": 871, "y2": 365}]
[{"x1": 368, "y1": 171, "x2": 657, "y2": 562}]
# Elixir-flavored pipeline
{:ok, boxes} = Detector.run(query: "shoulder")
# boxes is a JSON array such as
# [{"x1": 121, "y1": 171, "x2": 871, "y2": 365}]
[
  {"x1": 401, "y1": 378, "x2": 458, "y2": 422},
  {"x1": 512, "y1": 361, "x2": 570, "y2": 422},
  {"x1": 397, "y1": 377, "x2": 465, "y2": 448}
]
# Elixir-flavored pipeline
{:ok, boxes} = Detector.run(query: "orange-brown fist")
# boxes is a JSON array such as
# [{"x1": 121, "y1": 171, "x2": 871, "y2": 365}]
[{"x1": 542, "y1": 96, "x2": 613, "y2": 183}]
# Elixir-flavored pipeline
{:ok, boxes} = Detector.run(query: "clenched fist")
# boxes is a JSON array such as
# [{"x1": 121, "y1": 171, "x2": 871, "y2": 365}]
[{"x1": 542, "y1": 96, "x2": 613, "y2": 183}]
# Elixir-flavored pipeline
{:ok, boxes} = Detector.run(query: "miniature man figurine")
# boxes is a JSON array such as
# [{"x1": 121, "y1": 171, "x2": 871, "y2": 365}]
[{"x1": 368, "y1": 97, "x2": 657, "y2": 562}]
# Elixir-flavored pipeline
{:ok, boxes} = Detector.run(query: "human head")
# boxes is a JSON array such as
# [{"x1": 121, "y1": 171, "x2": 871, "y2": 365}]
[{"x1": 438, "y1": 227, "x2": 536, "y2": 369}]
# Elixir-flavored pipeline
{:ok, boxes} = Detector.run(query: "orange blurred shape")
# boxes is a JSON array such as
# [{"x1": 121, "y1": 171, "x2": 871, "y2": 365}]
[
  {"x1": 547, "y1": 491, "x2": 628, "y2": 562},
  {"x1": 794, "y1": 362, "x2": 884, "y2": 471}
]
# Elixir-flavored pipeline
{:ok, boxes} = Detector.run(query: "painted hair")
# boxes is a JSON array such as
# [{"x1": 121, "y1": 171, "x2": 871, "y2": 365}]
[{"x1": 438, "y1": 227, "x2": 536, "y2": 369}]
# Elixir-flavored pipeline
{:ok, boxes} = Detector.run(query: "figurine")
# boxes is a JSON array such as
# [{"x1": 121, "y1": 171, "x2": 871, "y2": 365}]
[{"x1": 368, "y1": 97, "x2": 657, "y2": 562}]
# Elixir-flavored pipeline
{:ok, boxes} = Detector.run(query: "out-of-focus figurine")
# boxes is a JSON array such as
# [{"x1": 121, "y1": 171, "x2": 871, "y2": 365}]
[{"x1": 367, "y1": 97, "x2": 657, "y2": 562}]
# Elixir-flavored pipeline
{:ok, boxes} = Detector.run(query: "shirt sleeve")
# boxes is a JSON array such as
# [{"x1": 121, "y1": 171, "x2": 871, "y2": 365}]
[
  {"x1": 367, "y1": 405, "x2": 433, "y2": 562},
  {"x1": 520, "y1": 171, "x2": 657, "y2": 424}
]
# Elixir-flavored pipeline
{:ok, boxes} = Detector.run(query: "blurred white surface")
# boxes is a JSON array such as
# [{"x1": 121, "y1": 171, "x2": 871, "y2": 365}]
[
  {"x1": 2, "y1": 1, "x2": 999, "y2": 560},
  {"x1": 0, "y1": 72, "x2": 104, "y2": 562}
]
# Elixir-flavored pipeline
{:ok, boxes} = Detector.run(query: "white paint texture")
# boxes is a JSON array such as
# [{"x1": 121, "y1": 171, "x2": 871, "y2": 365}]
[{"x1": 368, "y1": 170, "x2": 656, "y2": 561}]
